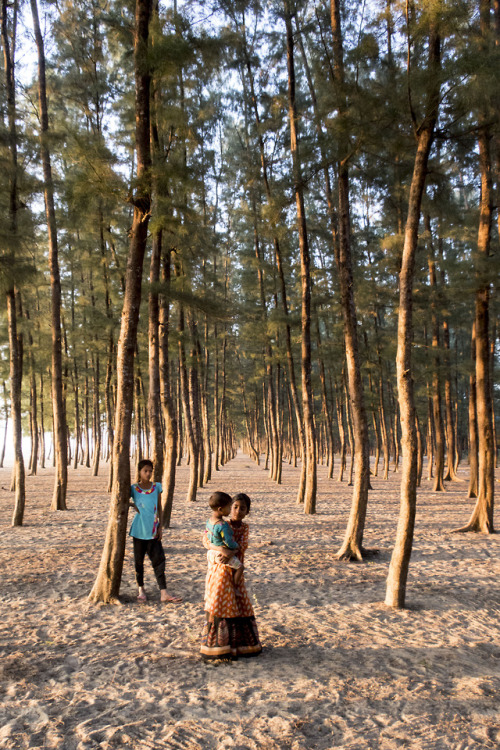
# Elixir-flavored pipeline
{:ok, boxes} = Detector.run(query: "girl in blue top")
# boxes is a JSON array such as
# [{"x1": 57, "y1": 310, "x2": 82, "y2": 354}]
[{"x1": 129, "y1": 459, "x2": 182, "y2": 604}]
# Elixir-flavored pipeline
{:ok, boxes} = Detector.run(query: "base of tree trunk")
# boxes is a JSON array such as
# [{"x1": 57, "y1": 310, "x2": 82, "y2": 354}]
[
  {"x1": 88, "y1": 591, "x2": 122, "y2": 605},
  {"x1": 335, "y1": 542, "x2": 379, "y2": 562},
  {"x1": 452, "y1": 522, "x2": 495, "y2": 534}
]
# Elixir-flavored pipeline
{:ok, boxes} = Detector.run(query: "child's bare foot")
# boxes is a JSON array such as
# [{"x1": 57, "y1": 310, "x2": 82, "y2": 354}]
[
  {"x1": 137, "y1": 587, "x2": 147, "y2": 602},
  {"x1": 160, "y1": 590, "x2": 183, "y2": 604}
]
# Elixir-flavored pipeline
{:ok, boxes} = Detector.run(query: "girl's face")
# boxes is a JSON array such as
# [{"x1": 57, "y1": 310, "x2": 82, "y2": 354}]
[
  {"x1": 230, "y1": 499, "x2": 248, "y2": 522},
  {"x1": 139, "y1": 465, "x2": 153, "y2": 484}
]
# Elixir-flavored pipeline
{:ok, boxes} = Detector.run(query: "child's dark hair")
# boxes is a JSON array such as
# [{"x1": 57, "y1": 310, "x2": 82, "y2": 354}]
[
  {"x1": 233, "y1": 493, "x2": 251, "y2": 512},
  {"x1": 138, "y1": 459, "x2": 153, "y2": 472},
  {"x1": 209, "y1": 491, "x2": 232, "y2": 510}
]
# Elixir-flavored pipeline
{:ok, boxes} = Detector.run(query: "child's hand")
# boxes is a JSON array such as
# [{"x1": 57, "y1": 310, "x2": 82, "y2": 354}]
[
  {"x1": 156, "y1": 527, "x2": 163, "y2": 541},
  {"x1": 219, "y1": 548, "x2": 234, "y2": 560},
  {"x1": 129, "y1": 501, "x2": 139, "y2": 513}
]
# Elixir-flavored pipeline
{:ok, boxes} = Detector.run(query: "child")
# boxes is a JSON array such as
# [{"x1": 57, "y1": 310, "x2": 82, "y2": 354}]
[
  {"x1": 129, "y1": 459, "x2": 182, "y2": 604},
  {"x1": 205, "y1": 491, "x2": 244, "y2": 585},
  {"x1": 229, "y1": 492, "x2": 252, "y2": 531}
]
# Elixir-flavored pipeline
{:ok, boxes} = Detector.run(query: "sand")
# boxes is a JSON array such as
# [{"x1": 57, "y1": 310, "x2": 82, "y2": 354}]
[{"x1": 0, "y1": 452, "x2": 499, "y2": 749}]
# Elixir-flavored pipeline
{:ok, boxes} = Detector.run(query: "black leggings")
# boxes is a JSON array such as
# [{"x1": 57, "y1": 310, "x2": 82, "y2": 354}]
[{"x1": 133, "y1": 538, "x2": 166, "y2": 590}]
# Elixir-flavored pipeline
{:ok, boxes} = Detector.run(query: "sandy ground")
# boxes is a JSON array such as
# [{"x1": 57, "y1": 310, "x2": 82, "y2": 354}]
[{"x1": 0, "y1": 452, "x2": 499, "y2": 749}]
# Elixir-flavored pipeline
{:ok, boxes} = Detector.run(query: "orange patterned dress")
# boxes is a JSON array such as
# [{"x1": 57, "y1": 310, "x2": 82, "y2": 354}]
[{"x1": 200, "y1": 521, "x2": 262, "y2": 660}]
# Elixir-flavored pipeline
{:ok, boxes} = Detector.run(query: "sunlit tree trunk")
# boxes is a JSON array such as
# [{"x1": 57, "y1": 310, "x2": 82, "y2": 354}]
[
  {"x1": 285, "y1": 2, "x2": 316, "y2": 513},
  {"x1": 159, "y1": 248, "x2": 177, "y2": 527},
  {"x1": 148, "y1": 230, "x2": 163, "y2": 481},
  {"x1": 425, "y1": 213, "x2": 445, "y2": 491},
  {"x1": 89, "y1": 0, "x2": 153, "y2": 603},
  {"x1": 468, "y1": 322, "x2": 479, "y2": 498},
  {"x1": 2, "y1": 0, "x2": 25, "y2": 525},
  {"x1": 31, "y1": 0, "x2": 68, "y2": 510},
  {"x1": 455, "y1": 21, "x2": 495, "y2": 533},
  {"x1": 385, "y1": 18, "x2": 441, "y2": 607},
  {"x1": 330, "y1": 0, "x2": 370, "y2": 557}
]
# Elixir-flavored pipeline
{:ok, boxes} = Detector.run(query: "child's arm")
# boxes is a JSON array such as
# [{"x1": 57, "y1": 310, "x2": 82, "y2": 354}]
[
  {"x1": 215, "y1": 545, "x2": 234, "y2": 559},
  {"x1": 129, "y1": 485, "x2": 140, "y2": 512}
]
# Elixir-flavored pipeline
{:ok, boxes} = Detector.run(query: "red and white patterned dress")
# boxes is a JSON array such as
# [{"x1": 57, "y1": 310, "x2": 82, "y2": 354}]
[{"x1": 201, "y1": 521, "x2": 262, "y2": 660}]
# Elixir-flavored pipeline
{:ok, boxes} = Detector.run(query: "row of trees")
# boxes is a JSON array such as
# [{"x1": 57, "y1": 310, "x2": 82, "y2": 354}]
[{"x1": 1, "y1": 0, "x2": 498, "y2": 607}]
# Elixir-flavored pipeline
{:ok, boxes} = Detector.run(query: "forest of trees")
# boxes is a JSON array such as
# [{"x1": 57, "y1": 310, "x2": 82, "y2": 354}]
[{"x1": 0, "y1": 0, "x2": 498, "y2": 606}]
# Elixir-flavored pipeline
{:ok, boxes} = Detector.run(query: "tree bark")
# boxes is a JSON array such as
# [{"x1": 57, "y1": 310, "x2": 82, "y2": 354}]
[
  {"x1": 2, "y1": 0, "x2": 25, "y2": 525},
  {"x1": 148, "y1": 229, "x2": 164, "y2": 480},
  {"x1": 285, "y1": 2, "x2": 316, "y2": 514},
  {"x1": 31, "y1": 0, "x2": 68, "y2": 510},
  {"x1": 330, "y1": 0, "x2": 371, "y2": 557},
  {"x1": 385, "y1": 19, "x2": 441, "y2": 607},
  {"x1": 159, "y1": 248, "x2": 177, "y2": 527},
  {"x1": 425, "y1": 213, "x2": 445, "y2": 491},
  {"x1": 454, "y1": 80, "x2": 495, "y2": 532},
  {"x1": 468, "y1": 322, "x2": 479, "y2": 498},
  {"x1": 89, "y1": 0, "x2": 153, "y2": 603}
]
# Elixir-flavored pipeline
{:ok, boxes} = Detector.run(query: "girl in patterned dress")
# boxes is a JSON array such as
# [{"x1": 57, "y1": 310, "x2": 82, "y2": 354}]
[{"x1": 201, "y1": 492, "x2": 262, "y2": 660}]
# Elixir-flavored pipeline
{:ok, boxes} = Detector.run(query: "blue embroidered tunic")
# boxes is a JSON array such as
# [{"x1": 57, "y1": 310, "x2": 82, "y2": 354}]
[
  {"x1": 129, "y1": 482, "x2": 162, "y2": 540},
  {"x1": 206, "y1": 519, "x2": 239, "y2": 550}
]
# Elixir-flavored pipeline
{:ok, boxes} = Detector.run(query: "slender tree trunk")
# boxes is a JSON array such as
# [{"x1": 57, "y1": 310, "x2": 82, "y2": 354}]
[
  {"x1": 443, "y1": 318, "x2": 459, "y2": 481},
  {"x1": 454, "y1": 39, "x2": 495, "y2": 533},
  {"x1": 385, "y1": 19, "x2": 441, "y2": 607},
  {"x1": 84, "y1": 372, "x2": 90, "y2": 467},
  {"x1": 105, "y1": 338, "x2": 114, "y2": 490},
  {"x1": 330, "y1": 0, "x2": 371, "y2": 557},
  {"x1": 29, "y1": 348, "x2": 38, "y2": 476},
  {"x1": 89, "y1": 0, "x2": 153, "y2": 603},
  {"x1": 31, "y1": 0, "x2": 67, "y2": 510},
  {"x1": 188, "y1": 319, "x2": 204, "y2": 488},
  {"x1": 426, "y1": 393, "x2": 434, "y2": 480},
  {"x1": 285, "y1": 2, "x2": 316, "y2": 513},
  {"x1": 201, "y1": 322, "x2": 212, "y2": 483},
  {"x1": 178, "y1": 301, "x2": 198, "y2": 502},
  {"x1": 159, "y1": 248, "x2": 177, "y2": 527},
  {"x1": 8, "y1": 291, "x2": 25, "y2": 525},
  {"x1": 72, "y1": 359, "x2": 80, "y2": 470},
  {"x1": 335, "y1": 383, "x2": 347, "y2": 482},
  {"x1": 148, "y1": 230, "x2": 163, "y2": 480},
  {"x1": 2, "y1": 0, "x2": 25, "y2": 525},
  {"x1": 213, "y1": 322, "x2": 220, "y2": 472},
  {"x1": 426, "y1": 213, "x2": 445, "y2": 491},
  {"x1": 39, "y1": 372, "x2": 45, "y2": 468},
  {"x1": 0, "y1": 383, "x2": 8, "y2": 469},
  {"x1": 92, "y1": 353, "x2": 101, "y2": 476},
  {"x1": 468, "y1": 322, "x2": 479, "y2": 498}
]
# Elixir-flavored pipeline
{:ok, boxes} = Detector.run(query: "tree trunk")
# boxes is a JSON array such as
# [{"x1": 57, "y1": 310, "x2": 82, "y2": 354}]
[
  {"x1": 330, "y1": 0, "x2": 370, "y2": 557},
  {"x1": 385, "y1": 19, "x2": 441, "y2": 607},
  {"x1": 148, "y1": 230, "x2": 163, "y2": 480},
  {"x1": 39, "y1": 372, "x2": 45, "y2": 468},
  {"x1": 426, "y1": 213, "x2": 445, "y2": 491},
  {"x1": 468, "y1": 323, "x2": 479, "y2": 498},
  {"x1": 89, "y1": 0, "x2": 153, "y2": 603},
  {"x1": 0, "y1": 383, "x2": 8, "y2": 469},
  {"x1": 285, "y1": 2, "x2": 316, "y2": 513},
  {"x1": 454, "y1": 109, "x2": 495, "y2": 531},
  {"x1": 31, "y1": 0, "x2": 68, "y2": 510},
  {"x1": 159, "y1": 248, "x2": 177, "y2": 527},
  {"x1": 178, "y1": 301, "x2": 198, "y2": 502},
  {"x1": 2, "y1": 0, "x2": 25, "y2": 525},
  {"x1": 92, "y1": 352, "x2": 101, "y2": 476},
  {"x1": 105, "y1": 337, "x2": 114, "y2": 490}
]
